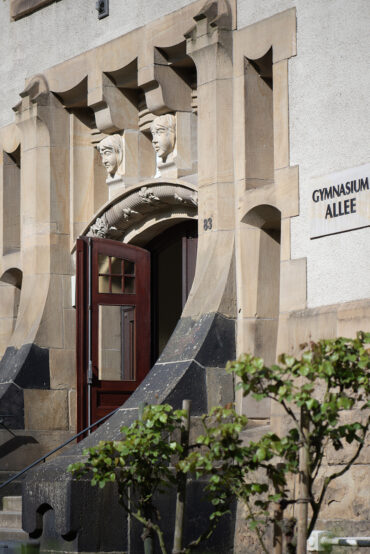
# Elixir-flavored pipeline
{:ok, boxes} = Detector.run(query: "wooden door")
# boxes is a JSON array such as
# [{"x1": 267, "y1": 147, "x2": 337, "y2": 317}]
[{"x1": 76, "y1": 237, "x2": 150, "y2": 432}]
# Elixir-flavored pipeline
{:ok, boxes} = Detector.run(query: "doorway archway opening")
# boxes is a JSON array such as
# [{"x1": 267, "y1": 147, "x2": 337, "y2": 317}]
[{"x1": 76, "y1": 218, "x2": 198, "y2": 432}]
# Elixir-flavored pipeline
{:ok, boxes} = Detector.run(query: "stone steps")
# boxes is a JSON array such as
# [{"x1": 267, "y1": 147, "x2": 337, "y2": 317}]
[
  {"x1": 2, "y1": 497, "x2": 21, "y2": 512},
  {"x1": 0, "y1": 473, "x2": 23, "y2": 506},
  {"x1": 0, "y1": 497, "x2": 39, "y2": 552},
  {"x1": 0, "y1": 527, "x2": 30, "y2": 542},
  {"x1": 0, "y1": 511, "x2": 22, "y2": 530}
]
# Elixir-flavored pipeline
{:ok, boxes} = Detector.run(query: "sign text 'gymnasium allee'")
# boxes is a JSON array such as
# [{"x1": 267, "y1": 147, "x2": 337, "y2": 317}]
[{"x1": 310, "y1": 163, "x2": 370, "y2": 239}]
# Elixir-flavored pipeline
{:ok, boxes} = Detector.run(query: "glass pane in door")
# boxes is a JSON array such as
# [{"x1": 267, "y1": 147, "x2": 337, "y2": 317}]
[
  {"x1": 98, "y1": 254, "x2": 135, "y2": 294},
  {"x1": 98, "y1": 304, "x2": 136, "y2": 381}
]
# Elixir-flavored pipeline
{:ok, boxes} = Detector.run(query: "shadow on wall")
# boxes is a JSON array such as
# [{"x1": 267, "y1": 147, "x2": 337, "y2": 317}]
[
  {"x1": 242, "y1": 203, "x2": 281, "y2": 365},
  {"x1": 0, "y1": 435, "x2": 38, "y2": 459},
  {"x1": 0, "y1": 267, "x2": 22, "y2": 357},
  {"x1": 241, "y1": 204, "x2": 281, "y2": 419}
]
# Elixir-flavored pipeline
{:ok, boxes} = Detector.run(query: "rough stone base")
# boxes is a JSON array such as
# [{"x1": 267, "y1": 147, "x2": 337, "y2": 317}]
[{"x1": 22, "y1": 312, "x2": 236, "y2": 552}]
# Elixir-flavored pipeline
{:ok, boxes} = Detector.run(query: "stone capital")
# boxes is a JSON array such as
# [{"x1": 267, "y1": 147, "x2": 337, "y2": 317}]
[
  {"x1": 185, "y1": 0, "x2": 233, "y2": 69},
  {"x1": 13, "y1": 74, "x2": 50, "y2": 119}
]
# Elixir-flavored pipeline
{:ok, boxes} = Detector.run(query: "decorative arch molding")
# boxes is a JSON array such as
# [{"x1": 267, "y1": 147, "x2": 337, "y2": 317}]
[{"x1": 80, "y1": 179, "x2": 198, "y2": 244}]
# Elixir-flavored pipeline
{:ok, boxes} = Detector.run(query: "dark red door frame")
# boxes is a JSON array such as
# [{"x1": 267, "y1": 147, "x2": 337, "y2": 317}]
[
  {"x1": 76, "y1": 224, "x2": 197, "y2": 434},
  {"x1": 76, "y1": 237, "x2": 150, "y2": 433}
]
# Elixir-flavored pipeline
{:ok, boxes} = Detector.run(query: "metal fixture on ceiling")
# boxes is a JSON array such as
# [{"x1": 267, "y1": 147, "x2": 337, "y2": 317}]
[{"x1": 96, "y1": 0, "x2": 109, "y2": 19}]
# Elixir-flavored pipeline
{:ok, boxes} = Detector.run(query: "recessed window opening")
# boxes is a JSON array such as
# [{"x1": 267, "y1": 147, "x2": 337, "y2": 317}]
[
  {"x1": 3, "y1": 147, "x2": 21, "y2": 254},
  {"x1": 242, "y1": 205, "x2": 281, "y2": 418},
  {"x1": 244, "y1": 48, "x2": 273, "y2": 188},
  {"x1": 243, "y1": 204, "x2": 280, "y2": 341}
]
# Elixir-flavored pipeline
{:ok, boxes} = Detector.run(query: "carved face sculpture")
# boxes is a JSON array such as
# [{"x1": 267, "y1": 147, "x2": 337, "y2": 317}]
[
  {"x1": 98, "y1": 135, "x2": 123, "y2": 178},
  {"x1": 150, "y1": 115, "x2": 176, "y2": 162}
]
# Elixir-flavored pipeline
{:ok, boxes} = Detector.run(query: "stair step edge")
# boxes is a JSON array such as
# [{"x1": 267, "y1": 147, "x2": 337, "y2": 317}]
[
  {"x1": 0, "y1": 513, "x2": 23, "y2": 529},
  {"x1": 2, "y1": 497, "x2": 22, "y2": 512},
  {"x1": 0, "y1": 529, "x2": 29, "y2": 540}
]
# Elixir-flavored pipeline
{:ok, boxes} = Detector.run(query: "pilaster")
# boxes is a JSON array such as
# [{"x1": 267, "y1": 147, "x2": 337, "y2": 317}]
[
  {"x1": 183, "y1": 0, "x2": 236, "y2": 319},
  {"x1": 18, "y1": 82, "x2": 71, "y2": 352}
]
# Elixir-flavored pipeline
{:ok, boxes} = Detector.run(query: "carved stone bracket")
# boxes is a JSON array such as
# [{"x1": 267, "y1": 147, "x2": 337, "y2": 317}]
[
  {"x1": 88, "y1": 73, "x2": 138, "y2": 133},
  {"x1": 138, "y1": 48, "x2": 192, "y2": 115},
  {"x1": 86, "y1": 182, "x2": 198, "y2": 240},
  {"x1": 15, "y1": 3, "x2": 210, "y2": 131}
]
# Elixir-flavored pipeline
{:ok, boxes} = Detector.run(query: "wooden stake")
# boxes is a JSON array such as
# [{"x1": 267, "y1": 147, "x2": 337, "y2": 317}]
[
  {"x1": 138, "y1": 402, "x2": 154, "y2": 554},
  {"x1": 273, "y1": 502, "x2": 283, "y2": 554},
  {"x1": 273, "y1": 463, "x2": 284, "y2": 554},
  {"x1": 172, "y1": 399, "x2": 191, "y2": 554},
  {"x1": 297, "y1": 407, "x2": 309, "y2": 554}
]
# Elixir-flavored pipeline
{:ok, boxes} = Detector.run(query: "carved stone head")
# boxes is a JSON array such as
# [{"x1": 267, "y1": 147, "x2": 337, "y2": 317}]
[
  {"x1": 150, "y1": 114, "x2": 176, "y2": 162},
  {"x1": 97, "y1": 135, "x2": 124, "y2": 178}
]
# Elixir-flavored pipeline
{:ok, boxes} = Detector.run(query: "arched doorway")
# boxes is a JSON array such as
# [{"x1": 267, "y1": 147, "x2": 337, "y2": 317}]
[
  {"x1": 147, "y1": 220, "x2": 197, "y2": 364},
  {"x1": 76, "y1": 220, "x2": 197, "y2": 432}
]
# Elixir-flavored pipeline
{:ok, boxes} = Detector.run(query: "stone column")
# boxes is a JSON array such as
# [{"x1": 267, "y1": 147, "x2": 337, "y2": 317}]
[
  {"x1": 184, "y1": 0, "x2": 236, "y2": 320},
  {"x1": 14, "y1": 78, "x2": 70, "y2": 352},
  {"x1": 0, "y1": 77, "x2": 74, "y2": 446}
]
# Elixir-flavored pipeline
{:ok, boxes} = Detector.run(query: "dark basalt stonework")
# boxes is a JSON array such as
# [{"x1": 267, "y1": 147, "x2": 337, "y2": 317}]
[
  {"x1": 158, "y1": 312, "x2": 236, "y2": 367},
  {"x1": 0, "y1": 344, "x2": 49, "y2": 428},
  {"x1": 0, "y1": 343, "x2": 49, "y2": 389},
  {"x1": 23, "y1": 311, "x2": 236, "y2": 553},
  {"x1": 129, "y1": 478, "x2": 236, "y2": 554},
  {"x1": 0, "y1": 382, "x2": 24, "y2": 428}
]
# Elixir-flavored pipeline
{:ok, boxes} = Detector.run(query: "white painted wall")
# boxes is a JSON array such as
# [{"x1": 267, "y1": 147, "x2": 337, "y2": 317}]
[
  {"x1": 1, "y1": 0, "x2": 369, "y2": 308},
  {"x1": 238, "y1": 0, "x2": 370, "y2": 308},
  {"x1": 0, "y1": 0, "x2": 195, "y2": 127}
]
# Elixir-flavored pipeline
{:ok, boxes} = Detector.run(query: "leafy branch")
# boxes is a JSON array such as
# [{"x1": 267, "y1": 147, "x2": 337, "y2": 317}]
[
  {"x1": 68, "y1": 333, "x2": 370, "y2": 553},
  {"x1": 225, "y1": 331, "x2": 370, "y2": 546},
  {"x1": 68, "y1": 403, "x2": 231, "y2": 554},
  {"x1": 69, "y1": 404, "x2": 187, "y2": 554}
]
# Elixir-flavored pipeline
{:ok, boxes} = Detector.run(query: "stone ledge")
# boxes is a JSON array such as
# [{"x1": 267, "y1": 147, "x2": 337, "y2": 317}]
[{"x1": 10, "y1": 0, "x2": 55, "y2": 21}]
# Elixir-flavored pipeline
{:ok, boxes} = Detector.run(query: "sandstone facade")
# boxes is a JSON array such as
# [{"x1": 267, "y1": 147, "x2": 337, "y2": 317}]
[{"x1": 0, "y1": 0, "x2": 369, "y2": 551}]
